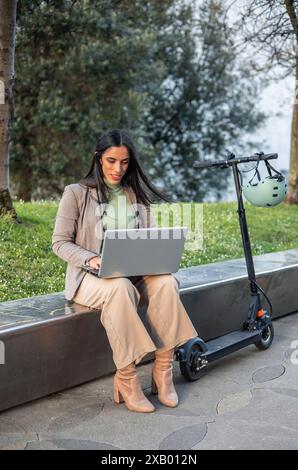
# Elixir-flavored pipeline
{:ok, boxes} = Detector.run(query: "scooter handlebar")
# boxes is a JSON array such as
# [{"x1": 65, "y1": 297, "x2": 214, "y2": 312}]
[{"x1": 194, "y1": 153, "x2": 278, "y2": 169}]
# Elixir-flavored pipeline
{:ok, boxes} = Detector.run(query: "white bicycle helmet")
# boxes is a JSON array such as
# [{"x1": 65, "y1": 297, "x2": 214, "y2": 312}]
[{"x1": 242, "y1": 160, "x2": 287, "y2": 207}]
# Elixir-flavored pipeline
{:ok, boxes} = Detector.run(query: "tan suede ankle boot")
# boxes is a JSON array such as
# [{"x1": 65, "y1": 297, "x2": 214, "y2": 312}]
[
  {"x1": 114, "y1": 362, "x2": 155, "y2": 413},
  {"x1": 151, "y1": 348, "x2": 178, "y2": 408}
]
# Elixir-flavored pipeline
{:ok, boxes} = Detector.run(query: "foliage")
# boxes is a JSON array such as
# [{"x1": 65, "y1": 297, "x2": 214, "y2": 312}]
[{"x1": 11, "y1": 0, "x2": 265, "y2": 202}]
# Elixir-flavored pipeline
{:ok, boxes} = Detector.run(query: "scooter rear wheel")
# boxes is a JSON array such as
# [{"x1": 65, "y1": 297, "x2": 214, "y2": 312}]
[{"x1": 255, "y1": 322, "x2": 274, "y2": 350}]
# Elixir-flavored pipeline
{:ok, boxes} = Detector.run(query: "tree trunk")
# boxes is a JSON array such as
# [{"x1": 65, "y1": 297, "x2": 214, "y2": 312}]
[
  {"x1": 0, "y1": 0, "x2": 19, "y2": 221},
  {"x1": 17, "y1": 159, "x2": 33, "y2": 201},
  {"x1": 284, "y1": 0, "x2": 298, "y2": 204},
  {"x1": 286, "y1": 49, "x2": 298, "y2": 204}
]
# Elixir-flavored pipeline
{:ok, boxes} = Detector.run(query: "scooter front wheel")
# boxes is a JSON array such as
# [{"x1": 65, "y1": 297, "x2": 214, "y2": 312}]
[
  {"x1": 177, "y1": 340, "x2": 208, "y2": 381},
  {"x1": 255, "y1": 322, "x2": 274, "y2": 350}
]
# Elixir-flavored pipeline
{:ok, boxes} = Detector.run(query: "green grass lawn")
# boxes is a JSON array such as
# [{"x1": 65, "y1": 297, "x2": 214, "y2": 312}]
[{"x1": 0, "y1": 200, "x2": 297, "y2": 302}]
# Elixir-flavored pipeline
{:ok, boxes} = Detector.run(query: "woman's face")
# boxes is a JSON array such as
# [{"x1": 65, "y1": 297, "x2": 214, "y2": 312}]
[{"x1": 100, "y1": 146, "x2": 130, "y2": 185}]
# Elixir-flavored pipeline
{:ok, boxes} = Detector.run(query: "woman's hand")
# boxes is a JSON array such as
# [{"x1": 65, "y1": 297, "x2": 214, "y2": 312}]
[{"x1": 87, "y1": 256, "x2": 101, "y2": 269}]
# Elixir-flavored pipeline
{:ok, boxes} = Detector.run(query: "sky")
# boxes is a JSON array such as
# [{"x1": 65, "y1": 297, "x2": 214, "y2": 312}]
[
  {"x1": 254, "y1": 76, "x2": 294, "y2": 172},
  {"x1": 224, "y1": 77, "x2": 293, "y2": 201}
]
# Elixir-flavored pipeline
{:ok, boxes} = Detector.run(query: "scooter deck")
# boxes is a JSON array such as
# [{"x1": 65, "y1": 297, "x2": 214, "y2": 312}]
[{"x1": 203, "y1": 329, "x2": 261, "y2": 363}]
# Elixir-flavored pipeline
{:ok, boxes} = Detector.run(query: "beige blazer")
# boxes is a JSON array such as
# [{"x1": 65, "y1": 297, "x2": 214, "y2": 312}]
[{"x1": 52, "y1": 183, "x2": 157, "y2": 301}]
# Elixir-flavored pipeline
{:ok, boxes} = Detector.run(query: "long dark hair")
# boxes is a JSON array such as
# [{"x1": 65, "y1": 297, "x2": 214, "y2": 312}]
[{"x1": 79, "y1": 129, "x2": 172, "y2": 205}]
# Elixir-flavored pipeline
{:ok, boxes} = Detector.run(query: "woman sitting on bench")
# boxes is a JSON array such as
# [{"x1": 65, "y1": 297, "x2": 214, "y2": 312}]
[{"x1": 52, "y1": 128, "x2": 198, "y2": 413}]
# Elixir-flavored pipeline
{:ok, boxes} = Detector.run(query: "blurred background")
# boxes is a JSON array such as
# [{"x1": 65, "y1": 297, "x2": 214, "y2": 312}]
[
  {"x1": 1, "y1": 0, "x2": 297, "y2": 301},
  {"x1": 6, "y1": 0, "x2": 296, "y2": 203}
]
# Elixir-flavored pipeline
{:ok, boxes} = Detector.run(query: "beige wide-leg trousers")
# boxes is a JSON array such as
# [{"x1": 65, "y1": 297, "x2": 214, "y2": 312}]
[{"x1": 73, "y1": 273, "x2": 198, "y2": 370}]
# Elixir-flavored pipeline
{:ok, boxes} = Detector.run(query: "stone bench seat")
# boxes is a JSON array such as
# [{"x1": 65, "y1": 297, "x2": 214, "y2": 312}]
[{"x1": 0, "y1": 248, "x2": 297, "y2": 412}]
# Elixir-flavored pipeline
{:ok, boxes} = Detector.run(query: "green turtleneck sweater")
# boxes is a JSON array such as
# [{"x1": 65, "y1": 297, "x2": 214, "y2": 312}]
[{"x1": 103, "y1": 177, "x2": 136, "y2": 230}]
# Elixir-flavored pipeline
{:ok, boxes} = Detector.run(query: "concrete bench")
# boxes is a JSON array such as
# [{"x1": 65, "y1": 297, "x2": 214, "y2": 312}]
[{"x1": 0, "y1": 248, "x2": 298, "y2": 412}]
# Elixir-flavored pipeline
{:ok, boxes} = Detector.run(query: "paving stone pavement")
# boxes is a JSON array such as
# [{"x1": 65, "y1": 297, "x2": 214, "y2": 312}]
[{"x1": 0, "y1": 313, "x2": 297, "y2": 450}]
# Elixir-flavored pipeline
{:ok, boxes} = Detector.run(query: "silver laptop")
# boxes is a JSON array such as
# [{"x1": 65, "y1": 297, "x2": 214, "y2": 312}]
[{"x1": 82, "y1": 227, "x2": 188, "y2": 278}]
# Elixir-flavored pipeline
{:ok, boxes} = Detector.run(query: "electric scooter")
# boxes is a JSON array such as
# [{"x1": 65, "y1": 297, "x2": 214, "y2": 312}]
[{"x1": 176, "y1": 152, "x2": 276, "y2": 381}]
